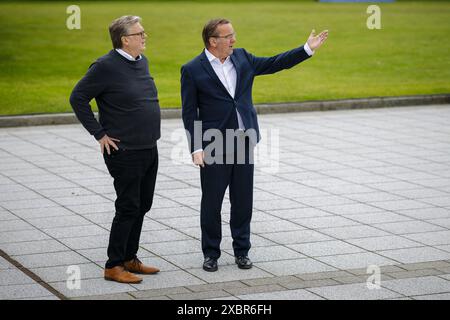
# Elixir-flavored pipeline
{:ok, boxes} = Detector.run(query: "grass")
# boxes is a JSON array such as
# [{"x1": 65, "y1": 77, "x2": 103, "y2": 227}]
[{"x1": 0, "y1": 1, "x2": 449, "y2": 115}]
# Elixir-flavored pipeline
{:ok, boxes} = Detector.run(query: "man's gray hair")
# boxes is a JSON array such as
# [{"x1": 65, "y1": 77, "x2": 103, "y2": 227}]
[{"x1": 109, "y1": 15, "x2": 142, "y2": 49}]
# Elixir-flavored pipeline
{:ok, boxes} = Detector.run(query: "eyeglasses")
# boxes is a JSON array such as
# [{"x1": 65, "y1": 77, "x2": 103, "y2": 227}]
[
  {"x1": 125, "y1": 31, "x2": 147, "y2": 39},
  {"x1": 212, "y1": 32, "x2": 236, "y2": 40}
]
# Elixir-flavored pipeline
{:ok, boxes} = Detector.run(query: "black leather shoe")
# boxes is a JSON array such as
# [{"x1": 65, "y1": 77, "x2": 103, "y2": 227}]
[
  {"x1": 235, "y1": 256, "x2": 253, "y2": 269},
  {"x1": 203, "y1": 257, "x2": 218, "y2": 272}
]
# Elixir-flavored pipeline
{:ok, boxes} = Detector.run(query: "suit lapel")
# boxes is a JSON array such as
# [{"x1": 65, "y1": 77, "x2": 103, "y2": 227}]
[
  {"x1": 200, "y1": 51, "x2": 236, "y2": 99},
  {"x1": 230, "y1": 53, "x2": 241, "y2": 99}
]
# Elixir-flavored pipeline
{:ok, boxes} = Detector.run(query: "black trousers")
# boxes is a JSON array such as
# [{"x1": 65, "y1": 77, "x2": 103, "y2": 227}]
[
  {"x1": 103, "y1": 147, "x2": 158, "y2": 269},
  {"x1": 200, "y1": 137, "x2": 254, "y2": 259}
]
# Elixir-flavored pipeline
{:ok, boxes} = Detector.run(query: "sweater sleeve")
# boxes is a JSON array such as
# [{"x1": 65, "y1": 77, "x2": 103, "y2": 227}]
[{"x1": 69, "y1": 61, "x2": 108, "y2": 140}]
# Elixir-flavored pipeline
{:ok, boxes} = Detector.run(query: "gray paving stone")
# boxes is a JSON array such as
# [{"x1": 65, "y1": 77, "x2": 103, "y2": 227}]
[
  {"x1": 297, "y1": 195, "x2": 357, "y2": 207},
  {"x1": 224, "y1": 284, "x2": 287, "y2": 296},
  {"x1": 50, "y1": 278, "x2": 136, "y2": 298},
  {"x1": 237, "y1": 288, "x2": 324, "y2": 300},
  {"x1": 367, "y1": 181, "x2": 425, "y2": 192},
  {"x1": 241, "y1": 275, "x2": 298, "y2": 286},
  {"x1": 399, "y1": 260, "x2": 450, "y2": 271},
  {"x1": 346, "y1": 212, "x2": 413, "y2": 224},
  {"x1": 1, "y1": 199, "x2": 59, "y2": 211},
  {"x1": 282, "y1": 279, "x2": 341, "y2": 290},
  {"x1": 59, "y1": 235, "x2": 109, "y2": 250},
  {"x1": 0, "y1": 269, "x2": 35, "y2": 286},
  {"x1": 320, "y1": 225, "x2": 390, "y2": 240},
  {"x1": 129, "y1": 286, "x2": 191, "y2": 299},
  {"x1": 17, "y1": 295, "x2": 60, "y2": 300},
  {"x1": 187, "y1": 281, "x2": 247, "y2": 293},
  {"x1": 128, "y1": 270, "x2": 206, "y2": 290},
  {"x1": 374, "y1": 221, "x2": 445, "y2": 235},
  {"x1": 388, "y1": 269, "x2": 444, "y2": 280},
  {"x1": 346, "y1": 235, "x2": 425, "y2": 251},
  {"x1": 317, "y1": 252, "x2": 397, "y2": 270},
  {"x1": 0, "y1": 257, "x2": 15, "y2": 270},
  {"x1": 427, "y1": 218, "x2": 450, "y2": 229},
  {"x1": 288, "y1": 240, "x2": 365, "y2": 257},
  {"x1": 439, "y1": 274, "x2": 450, "y2": 281},
  {"x1": 412, "y1": 292, "x2": 450, "y2": 300},
  {"x1": 333, "y1": 275, "x2": 370, "y2": 284},
  {"x1": 260, "y1": 230, "x2": 333, "y2": 244},
  {"x1": 253, "y1": 199, "x2": 306, "y2": 211},
  {"x1": 169, "y1": 290, "x2": 231, "y2": 300},
  {"x1": 139, "y1": 229, "x2": 192, "y2": 244},
  {"x1": 421, "y1": 197, "x2": 450, "y2": 207},
  {"x1": 319, "y1": 203, "x2": 383, "y2": 215},
  {"x1": 155, "y1": 216, "x2": 200, "y2": 229},
  {"x1": 30, "y1": 263, "x2": 104, "y2": 283},
  {"x1": 0, "y1": 283, "x2": 54, "y2": 299},
  {"x1": 0, "y1": 220, "x2": 34, "y2": 232},
  {"x1": 292, "y1": 216, "x2": 359, "y2": 229},
  {"x1": 66, "y1": 203, "x2": 114, "y2": 215},
  {"x1": 161, "y1": 252, "x2": 235, "y2": 270},
  {"x1": 269, "y1": 208, "x2": 332, "y2": 219},
  {"x1": 296, "y1": 270, "x2": 354, "y2": 281},
  {"x1": 53, "y1": 195, "x2": 111, "y2": 206},
  {"x1": 256, "y1": 258, "x2": 336, "y2": 276},
  {"x1": 141, "y1": 239, "x2": 201, "y2": 256},
  {"x1": 228, "y1": 245, "x2": 304, "y2": 262},
  {"x1": 187, "y1": 265, "x2": 272, "y2": 284},
  {"x1": 369, "y1": 200, "x2": 433, "y2": 211},
  {"x1": 11, "y1": 206, "x2": 75, "y2": 220},
  {"x1": 221, "y1": 234, "x2": 277, "y2": 250},
  {"x1": 28, "y1": 215, "x2": 93, "y2": 229},
  {"x1": 378, "y1": 247, "x2": 450, "y2": 264},
  {"x1": 72, "y1": 293, "x2": 135, "y2": 300},
  {"x1": 308, "y1": 282, "x2": 403, "y2": 300},
  {"x1": 14, "y1": 251, "x2": 90, "y2": 268},
  {"x1": 42, "y1": 225, "x2": 109, "y2": 239},
  {"x1": 344, "y1": 192, "x2": 405, "y2": 203},
  {"x1": 0, "y1": 229, "x2": 51, "y2": 244},
  {"x1": 251, "y1": 220, "x2": 304, "y2": 234},
  {"x1": 405, "y1": 231, "x2": 450, "y2": 246},
  {"x1": 382, "y1": 276, "x2": 450, "y2": 296},
  {"x1": 391, "y1": 188, "x2": 450, "y2": 200},
  {"x1": 38, "y1": 187, "x2": 95, "y2": 198}
]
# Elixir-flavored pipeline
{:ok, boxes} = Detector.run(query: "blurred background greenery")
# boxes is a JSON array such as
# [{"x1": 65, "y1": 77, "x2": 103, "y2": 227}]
[{"x1": 0, "y1": 0, "x2": 449, "y2": 115}]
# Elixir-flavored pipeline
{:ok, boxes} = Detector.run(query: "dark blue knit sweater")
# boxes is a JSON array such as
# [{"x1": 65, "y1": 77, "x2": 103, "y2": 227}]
[{"x1": 70, "y1": 50, "x2": 161, "y2": 150}]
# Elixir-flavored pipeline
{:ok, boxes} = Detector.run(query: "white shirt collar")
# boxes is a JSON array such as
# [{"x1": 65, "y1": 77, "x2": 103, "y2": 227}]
[
  {"x1": 116, "y1": 48, "x2": 141, "y2": 61},
  {"x1": 204, "y1": 48, "x2": 230, "y2": 64}
]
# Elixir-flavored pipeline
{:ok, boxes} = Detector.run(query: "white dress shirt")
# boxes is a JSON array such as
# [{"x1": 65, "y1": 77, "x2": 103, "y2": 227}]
[
  {"x1": 193, "y1": 43, "x2": 314, "y2": 154},
  {"x1": 115, "y1": 48, "x2": 142, "y2": 61},
  {"x1": 205, "y1": 48, "x2": 245, "y2": 131}
]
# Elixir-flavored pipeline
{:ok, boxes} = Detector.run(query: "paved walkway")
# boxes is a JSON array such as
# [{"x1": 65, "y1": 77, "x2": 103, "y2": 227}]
[{"x1": 1, "y1": 105, "x2": 450, "y2": 300}]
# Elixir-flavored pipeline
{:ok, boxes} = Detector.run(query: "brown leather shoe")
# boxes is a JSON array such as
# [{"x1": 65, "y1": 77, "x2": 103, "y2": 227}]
[
  {"x1": 104, "y1": 266, "x2": 143, "y2": 283},
  {"x1": 124, "y1": 258, "x2": 160, "y2": 274}
]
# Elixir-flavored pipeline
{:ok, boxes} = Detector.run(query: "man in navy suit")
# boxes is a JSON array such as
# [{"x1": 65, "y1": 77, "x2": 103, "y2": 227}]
[{"x1": 181, "y1": 18, "x2": 328, "y2": 272}]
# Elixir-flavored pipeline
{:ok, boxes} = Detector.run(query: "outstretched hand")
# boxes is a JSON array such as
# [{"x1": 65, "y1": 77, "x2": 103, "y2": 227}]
[{"x1": 307, "y1": 29, "x2": 328, "y2": 51}]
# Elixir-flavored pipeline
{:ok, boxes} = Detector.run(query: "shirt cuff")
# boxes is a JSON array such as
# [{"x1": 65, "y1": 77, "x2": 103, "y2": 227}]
[
  {"x1": 304, "y1": 42, "x2": 314, "y2": 56},
  {"x1": 192, "y1": 149, "x2": 203, "y2": 155}
]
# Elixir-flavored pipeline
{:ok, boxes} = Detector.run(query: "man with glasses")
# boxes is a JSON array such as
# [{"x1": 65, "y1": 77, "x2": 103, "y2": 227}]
[
  {"x1": 70, "y1": 15, "x2": 161, "y2": 283},
  {"x1": 181, "y1": 18, "x2": 328, "y2": 272}
]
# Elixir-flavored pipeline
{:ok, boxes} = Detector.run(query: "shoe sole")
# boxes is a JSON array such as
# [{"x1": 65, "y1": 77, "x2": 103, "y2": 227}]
[
  {"x1": 236, "y1": 264, "x2": 253, "y2": 270},
  {"x1": 126, "y1": 270, "x2": 160, "y2": 275},
  {"x1": 104, "y1": 276, "x2": 143, "y2": 284},
  {"x1": 203, "y1": 266, "x2": 218, "y2": 272}
]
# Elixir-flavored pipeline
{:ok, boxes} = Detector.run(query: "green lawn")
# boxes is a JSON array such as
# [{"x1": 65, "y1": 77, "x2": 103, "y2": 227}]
[{"x1": 0, "y1": 1, "x2": 449, "y2": 115}]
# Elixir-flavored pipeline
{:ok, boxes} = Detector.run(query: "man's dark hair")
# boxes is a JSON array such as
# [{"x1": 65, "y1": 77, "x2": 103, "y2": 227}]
[{"x1": 202, "y1": 18, "x2": 231, "y2": 48}]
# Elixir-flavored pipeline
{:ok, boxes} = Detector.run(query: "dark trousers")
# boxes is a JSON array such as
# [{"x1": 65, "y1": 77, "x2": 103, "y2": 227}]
[
  {"x1": 200, "y1": 137, "x2": 254, "y2": 259},
  {"x1": 103, "y1": 147, "x2": 158, "y2": 269}
]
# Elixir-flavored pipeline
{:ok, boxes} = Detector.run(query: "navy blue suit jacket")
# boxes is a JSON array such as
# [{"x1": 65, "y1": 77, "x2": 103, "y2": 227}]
[{"x1": 181, "y1": 46, "x2": 311, "y2": 153}]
